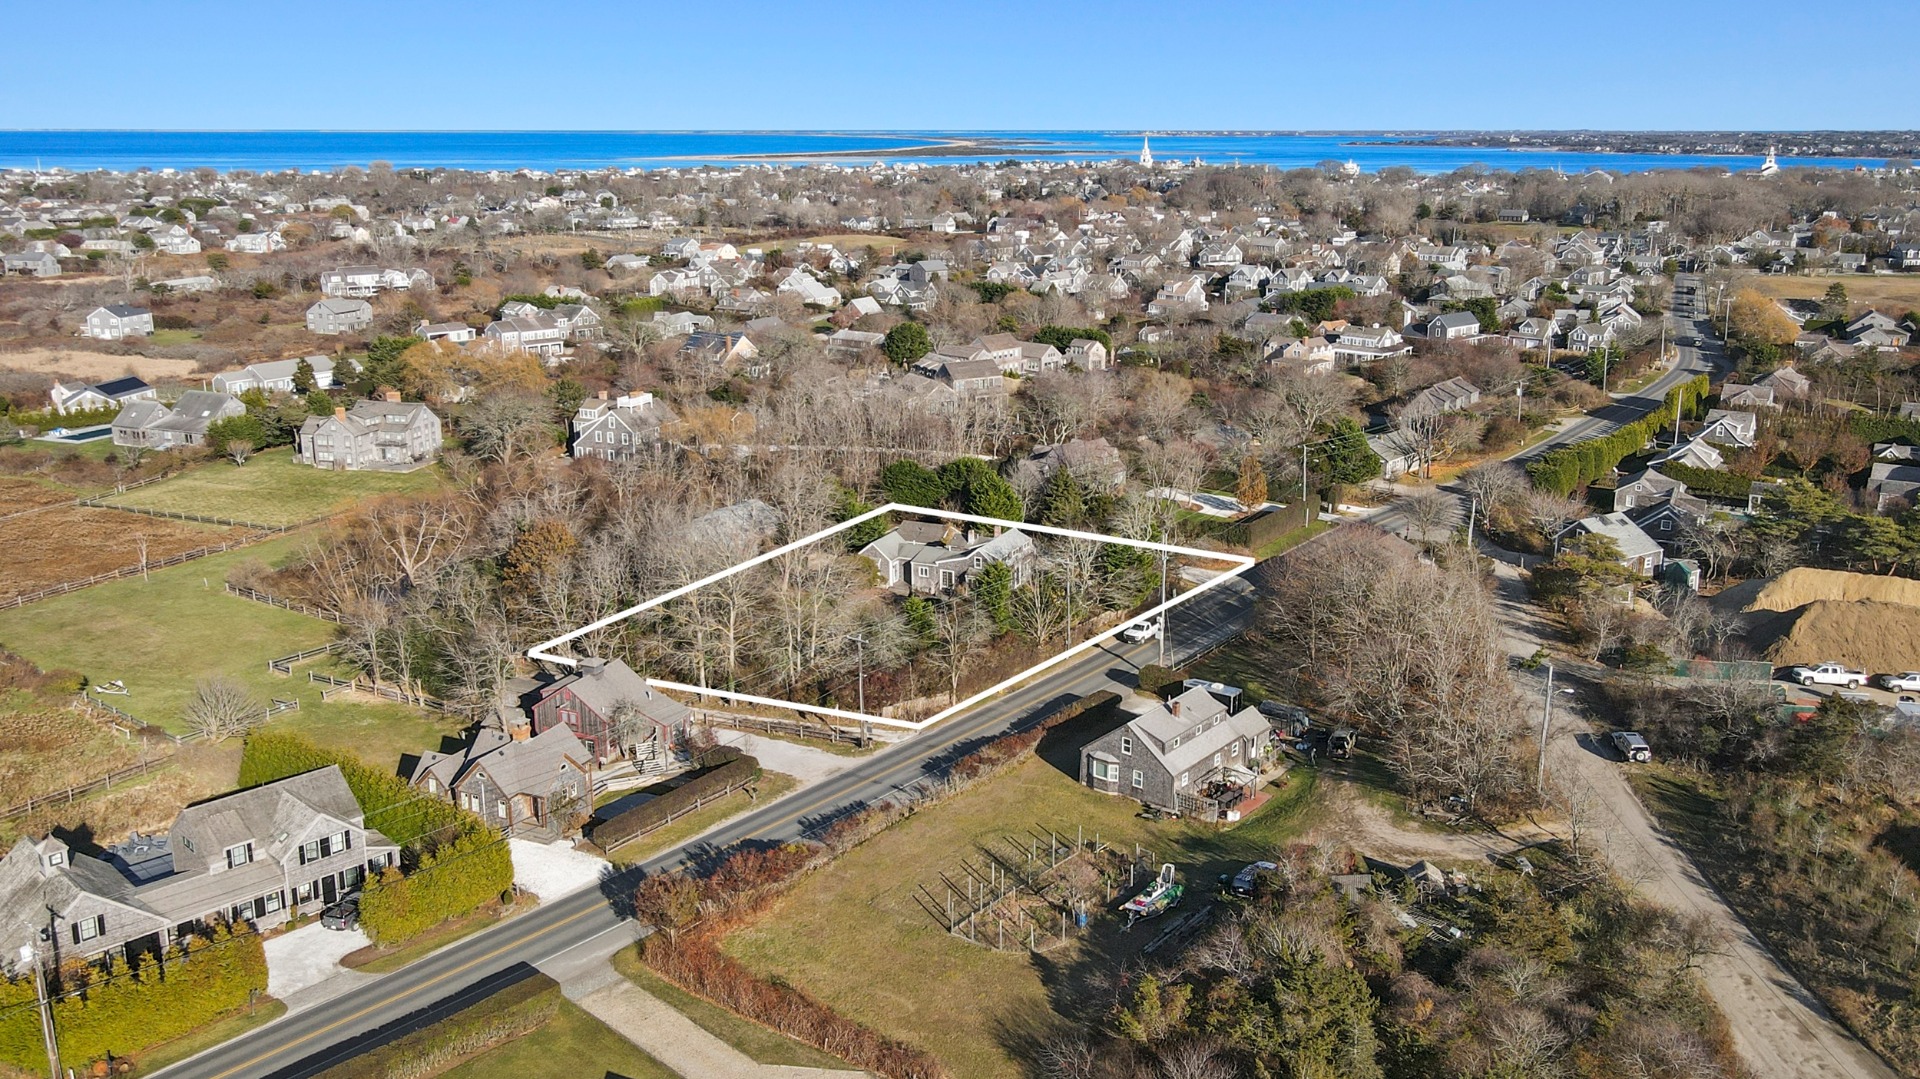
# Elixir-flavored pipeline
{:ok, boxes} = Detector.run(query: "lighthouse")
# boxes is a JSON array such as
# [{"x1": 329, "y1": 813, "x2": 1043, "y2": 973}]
[{"x1": 1139, "y1": 134, "x2": 1153, "y2": 167}]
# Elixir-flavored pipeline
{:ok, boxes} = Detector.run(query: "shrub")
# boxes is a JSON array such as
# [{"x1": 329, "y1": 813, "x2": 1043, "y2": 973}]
[
  {"x1": 1137, "y1": 664, "x2": 1181, "y2": 698},
  {"x1": 590, "y1": 749, "x2": 759, "y2": 851},
  {"x1": 308, "y1": 973, "x2": 560, "y2": 1079}
]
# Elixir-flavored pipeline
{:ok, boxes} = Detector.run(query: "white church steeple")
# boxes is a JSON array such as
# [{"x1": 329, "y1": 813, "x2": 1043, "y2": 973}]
[{"x1": 1139, "y1": 134, "x2": 1153, "y2": 167}]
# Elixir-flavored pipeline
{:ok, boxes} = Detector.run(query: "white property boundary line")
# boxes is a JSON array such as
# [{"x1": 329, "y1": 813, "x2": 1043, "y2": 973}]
[{"x1": 526, "y1": 503, "x2": 1257, "y2": 731}]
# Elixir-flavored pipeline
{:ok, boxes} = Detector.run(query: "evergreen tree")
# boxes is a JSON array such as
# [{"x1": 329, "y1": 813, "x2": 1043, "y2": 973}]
[
  {"x1": 291, "y1": 357, "x2": 318, "y2": 394},
  {"x1": 1040, "y1": 468, "x2": 1088, "y2": 528},
  {"x1": 973, "y1": 560, "x2": 1014, "y2": 633},
  {"x1": 880, "y1": 459, "x2": 945, "y2": 507},
  {"x1": 937, "y1": 457, "x2": 1023, "y2": 521},
  {"x1": 881, "y1": 321, "x2": 932, "y2": 364},
  {"x1": 1318, "y1": 417, "x2": 1383, "y2": 487},
  {"x1": 902, "y1": 595, "x2": 937, "y2": 647}
]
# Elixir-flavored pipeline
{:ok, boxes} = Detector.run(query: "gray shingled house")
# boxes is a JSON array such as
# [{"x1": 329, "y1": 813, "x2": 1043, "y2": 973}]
[
  {"x1": 530, "y1": 658, "x2": 693, "y2": 765},
  {"x1": 1079, "y1": 683, "x2": 1272, "y2": 817},
  {"x1": 111, "y1": 390, "x2": 245, "y2": 450},
  {"x1": 296, "y1": 395, "x2": 442, "y2": 471},
  {"x1": 408, "y1": 725, "x2": 594, "y2": 838},
  {"x1": 858, "y1": 520, "x2": 1036, "y2": 595},
  {"x1": 0, "y1": 766, "x2": 396, "y2": 965}
]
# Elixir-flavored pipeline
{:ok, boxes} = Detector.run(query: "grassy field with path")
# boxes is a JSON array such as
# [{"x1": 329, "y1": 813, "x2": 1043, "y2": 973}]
[
  {"x1": 101, "y1": 447, "x2": 442, "y2": 525},
  {"x1": 612, "y1": 947, "x2": 855, "y2": 1070},
  {"x1": 722, "y1": 715, "x2": 1322, "y2": 1079},
  {"x1": 436, "y1": 998, "x2": 677, "y2": 1079}
]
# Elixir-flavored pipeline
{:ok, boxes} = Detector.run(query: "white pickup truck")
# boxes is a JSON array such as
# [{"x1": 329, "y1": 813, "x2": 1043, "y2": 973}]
[{"x1": 1789, "y1": 662, "x2": 1868, "y2": 688}]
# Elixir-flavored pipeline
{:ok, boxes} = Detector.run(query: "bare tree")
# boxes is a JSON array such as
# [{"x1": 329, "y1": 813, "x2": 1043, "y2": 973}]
[
  {"x1": 1457, "y1": 462, "x2": 1524, "y2": 534},
  {"x1": 1399, "y1": 490, "x2": 1455, "y2": 549},
  {"x1": 184, "y1": 675, "x2": 262, "y2": 742},
  {"x1": 226, "y1": 438, "x2": 255, "y2": 466}
]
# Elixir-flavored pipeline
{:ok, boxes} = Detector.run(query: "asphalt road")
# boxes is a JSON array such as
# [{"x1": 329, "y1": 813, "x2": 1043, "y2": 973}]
[
  {"x1": 155, "y1": 580, "x2": 1256, "y2": 1079},
  {"x1": 1370, "y1": 285, "x2": 1725, "y2": 540}
]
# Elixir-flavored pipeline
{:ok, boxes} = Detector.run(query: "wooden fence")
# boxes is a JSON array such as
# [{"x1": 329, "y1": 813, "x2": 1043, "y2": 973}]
[
  {"x1": 310, "y1": 670, "x2": 449, "y2": 712},
  {"x1": 228, "y1": 583, "x2": 345, "y2": 624},
  {"x1": 0, "y1": 757, "x2": 172, "y2": 821},
  {"x1": 694, "y1": 707, "x2": 871, "y2": 747},
  {"x1": 592, "y1": 769, "x2": 759, "y2": 854},
  {"x1": 0, "y1": 533, "x2": 269, "y2": 611},
  {"x1": 269, "y1": 641, "x2": 346, "y2": 674},
  {"x1": 81, "y1": 500, "x2": 319, "y2": 533}
]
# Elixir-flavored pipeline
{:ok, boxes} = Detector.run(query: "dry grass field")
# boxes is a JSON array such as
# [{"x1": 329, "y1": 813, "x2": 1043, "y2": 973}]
[
  {"x1": 0, "y1": 346, "x2": 203, "y2": 383},
  {"x1": 1747, "y1": 273, "x2": 1920, "y2": 315},
  {"x1": 0, "y1": 476, "x2": 76, "y2": 512},
  {"x1": 0, "y1": 505, "x2": 243, "y2": 603}
]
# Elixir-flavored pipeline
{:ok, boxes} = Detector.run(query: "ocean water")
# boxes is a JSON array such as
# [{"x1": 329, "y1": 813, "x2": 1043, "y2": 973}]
[{"x1": 0, "y1": 129, "x2": 1885, "y2": 175}]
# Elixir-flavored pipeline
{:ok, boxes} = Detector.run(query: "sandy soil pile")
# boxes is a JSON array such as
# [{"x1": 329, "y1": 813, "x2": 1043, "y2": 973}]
[
  {"x1": 1762, "y1": 599, "x2": 1920, "y2": 673},
  {"x1": 1743, "y1": 567, "x2": 1920, "y2": 613}
]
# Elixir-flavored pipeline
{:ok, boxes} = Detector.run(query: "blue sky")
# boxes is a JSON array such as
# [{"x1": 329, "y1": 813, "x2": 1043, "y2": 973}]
[{"x1": 10, "y1": 0, "x2": 1917, "y2": 130}]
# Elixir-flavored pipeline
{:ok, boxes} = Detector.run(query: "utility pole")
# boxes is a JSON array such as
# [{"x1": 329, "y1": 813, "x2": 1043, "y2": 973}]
[
  {"x1": 1300, "y1": 441, "x2": 1309, "y2": 510},
  {"x1": 21, "y1": 944, "x2": 58, "y2": 1079},
  {"x1": 848, "y1": 634, "x2": 868, "y2": 714},
  {"x1": 1157, "y1": 549, "x2": 1169, "y2": 665},
  {"x1": 1535, "y1": 663, "x2": 1555, "y2": 796}
]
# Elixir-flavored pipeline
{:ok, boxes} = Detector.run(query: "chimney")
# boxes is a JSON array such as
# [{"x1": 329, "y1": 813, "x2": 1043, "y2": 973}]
[
  {"x1": 580, "y1": 657, "x2": 608, "y2": 678},
  {"x1": 1170, "y1": 699, "x2": 1182, "y2": 717},
  {"x1": 333, "y1": 406, "x2": 347, "y2": 420},
  {"x1": 597, "y1": 389, "x2": 608, "y2": 400},
  {"x1": 384, "y1": 390, "x2": 400, "y2": 403}
]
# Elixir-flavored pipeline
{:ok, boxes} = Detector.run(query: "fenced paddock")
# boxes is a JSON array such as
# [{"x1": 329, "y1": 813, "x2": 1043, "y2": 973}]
[{"x1": 915, "y1": 824, "x2": 1160, "y2": 953}]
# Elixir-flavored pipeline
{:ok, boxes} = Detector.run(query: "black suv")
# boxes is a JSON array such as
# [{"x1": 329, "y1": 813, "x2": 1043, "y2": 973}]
[{"x1": 321, "y1": 895, "x2": 360, "y2": 931}]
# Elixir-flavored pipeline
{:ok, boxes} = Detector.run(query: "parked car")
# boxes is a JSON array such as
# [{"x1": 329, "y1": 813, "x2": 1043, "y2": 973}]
[
  {"x1": 1328, "y1": 726, "x2": 1357, "y2": 760},
  {"x1": 321, "y1": 895, "x2": 360, "y2": 931},
  {"x1": 1118, "y1": 619, "x2": 1162, "y2": 644},
  {"x1": 1223, "y1": 860, "x2": 1278, "y2": 898},
  {"x1": 1877, "y1": 672, "x2": 1920, "y2": 692},
  {"x1": 1610, "y1": 731, "x2": 1652, "y2": 763},
  {"x1": 1788, "y1": 662, "x2": 1867, "y2": 688}
]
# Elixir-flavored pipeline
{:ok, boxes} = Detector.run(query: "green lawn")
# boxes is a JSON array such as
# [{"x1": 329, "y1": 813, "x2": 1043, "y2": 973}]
[
  {"x1": 128, "y1": 999, "x2": 286, "y2": 1077},
  {"x1": 603, "y1": 771, "x2": 799, "y2": 865},
  {"x1": 612, "y1": 947, "x2": 854, "y2": 1070},
  {"x1": 146, "y1": 328, "x2": 203, "y2": 346},
  {"x1": 1253, "y1": 518, "x2": 1332, "y2": 560},
  {"x1": 101, "y1": 447, "x2": 443, "y2": 526},
  {"x1": 723, "y1": 734, "x2": 1321, "y2": 1079},
  {"x1": 437, "y1": 999, "x2": 677, "y2": 1079},
  {"x1": 0, "y1": 535, "x2": 463, "y2": 764}
]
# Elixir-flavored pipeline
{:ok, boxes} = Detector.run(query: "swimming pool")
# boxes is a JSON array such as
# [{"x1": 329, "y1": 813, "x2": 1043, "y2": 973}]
[{"x1": 44, "y1": 425, "x2": 113, "y2": 442}]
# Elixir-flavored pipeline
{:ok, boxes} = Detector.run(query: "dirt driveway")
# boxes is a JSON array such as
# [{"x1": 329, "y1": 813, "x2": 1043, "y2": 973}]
[{"x1": 1486, "y1": 556, "x2": 1898, "y2": 1079}]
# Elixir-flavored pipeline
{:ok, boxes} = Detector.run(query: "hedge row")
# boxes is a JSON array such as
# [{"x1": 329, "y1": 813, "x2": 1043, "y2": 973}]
[
  {"x1": 239, "y1": 731, "x2": 514, "y2": 945},
  {"x1": 644, "y1": 935, "x2": 948, "y2": 1079},
  {"x1": 1851, "y1": 414, "x2": 1920, "y2": 447},
  {"x1": 591, "y1": 748, "x2": 759, "y2": 850},
  {"x1": 1527, "y1": 375, "x2": 1711, "y2": 496},
  {"x1": 7, "y1": 403, "x2": 124, "y2": 432},
  {"x1": 241, "y1": 728, "x2": 451, "y2": 845},
  {"x1": 309, "y1": 972, "x2": 561, "y2": 1079},
  {"x1": 0, "y1": 923, "x2": 267, "y2": 1072}
]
